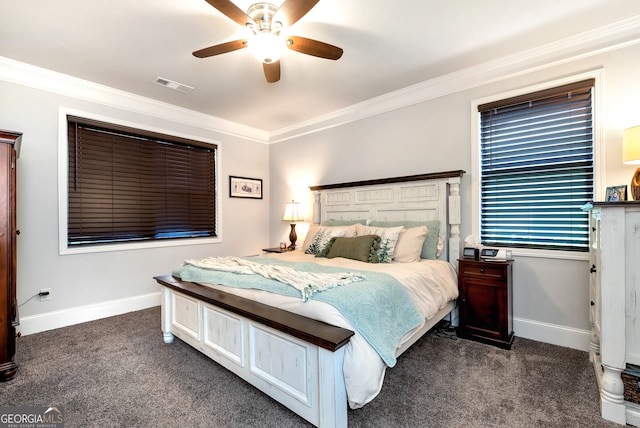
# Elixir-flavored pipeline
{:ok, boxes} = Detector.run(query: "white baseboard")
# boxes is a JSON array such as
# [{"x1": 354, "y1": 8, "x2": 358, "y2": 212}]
[
  {"x1": 514, "y1": 317, "x2": 590, "y2": 352},
  {"x1": 16, "y1": 295, "x2": 591, "y2": 352},
  {"x1": 17, "y1": 292, "x2": 162, "y2": 336}
]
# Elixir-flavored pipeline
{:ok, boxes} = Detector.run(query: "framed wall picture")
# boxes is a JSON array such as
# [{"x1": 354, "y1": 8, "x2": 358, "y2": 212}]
[
  {"x1": 605, "y1": 185, "x2": 627, "y2": 202},
  {"x1": 229, "y1": 176, "x2": 263, "y2": 199}
]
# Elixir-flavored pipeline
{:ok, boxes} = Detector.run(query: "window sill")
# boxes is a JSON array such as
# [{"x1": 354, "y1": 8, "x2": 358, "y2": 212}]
[
  {"x1": 507, "y1": 247, "x2": 589, "y2": 261},
  {"x1": 59, "y1": 236, "x2": 222, "y2": 255}
]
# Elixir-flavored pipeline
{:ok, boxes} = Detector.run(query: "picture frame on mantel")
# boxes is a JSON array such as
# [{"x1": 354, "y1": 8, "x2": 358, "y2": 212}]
[
  {"x1": 605, "y1": 185, "x2": 627, "y2": 202},
  {"x1": 229, "y1": 176, "x2": 263, "y2": 199}
]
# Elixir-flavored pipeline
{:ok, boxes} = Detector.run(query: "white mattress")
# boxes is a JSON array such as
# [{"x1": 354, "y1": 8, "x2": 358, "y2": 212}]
[{"x1": 198, "y1": 251, "x2": 458, "y2": 408}]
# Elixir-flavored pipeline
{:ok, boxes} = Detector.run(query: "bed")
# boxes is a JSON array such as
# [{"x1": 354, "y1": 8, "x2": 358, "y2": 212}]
[{"x1": 155, "y1": 170, "x2": 464, "y2": 427}]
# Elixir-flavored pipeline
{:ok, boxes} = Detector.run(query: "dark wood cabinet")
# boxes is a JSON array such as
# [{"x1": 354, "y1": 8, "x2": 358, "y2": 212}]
[
  {"x1": 457, "y1": 258, "x2": 513, "y2": 349},
  {"x1": 0, "y1": 130, "x2": 20, "y2": 381}
]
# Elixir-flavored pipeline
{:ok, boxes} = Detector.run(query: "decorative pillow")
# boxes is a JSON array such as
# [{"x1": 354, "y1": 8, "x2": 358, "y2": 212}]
[
  {"x1": 318, "y1": 235, "x2": 381, "y2": 263},
  {"x1": 394, "y1": 226, "x2": 429, "y2": 263},
  {"x1": 337, "y1": 224, "x2": 358, "y2": 238},
  {"x1": 301, "y1": 224, "x2": 320, "y2": 252},
  {"x1": 355, "y1": 224, "x2": 403, "y2": 263},
  {"x1": 369, "y1": 220, "x2": 441, "y2": 259},
  {"x1": 304, "y1": 226, "x2": 347, "y2": 255},
  {"x1": 301, "y1": 224, "x2": 355, "y2": 252}
]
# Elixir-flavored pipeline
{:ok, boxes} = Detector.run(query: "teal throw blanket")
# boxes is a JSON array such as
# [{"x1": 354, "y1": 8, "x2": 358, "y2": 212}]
[{"x1": 172, "y1": 257, "x2": 424, "y2": 367}]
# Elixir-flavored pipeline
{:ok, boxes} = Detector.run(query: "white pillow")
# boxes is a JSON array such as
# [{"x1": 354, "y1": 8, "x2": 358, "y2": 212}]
[
  {"x1": 303, "y1": 226, "x2": 348, "y2": 255},
  {"x1": 301, "y1": 224, "x2": 320, "y2": 252},
  {"x1": 301, "y1": 224, "x2": 356, "y2": 252},
  {"x1": 339, "y1": 224, "x2": 358, "y2": 238},
  {"x1": 394, "y1": 226, "x2": 429, "y2": 263},
  {"x1": 355, "y1": 224, "x2": 404, "y2": 263},
  {"x1": 436, "y1": 235, "x2": 444, "y2": 258}
]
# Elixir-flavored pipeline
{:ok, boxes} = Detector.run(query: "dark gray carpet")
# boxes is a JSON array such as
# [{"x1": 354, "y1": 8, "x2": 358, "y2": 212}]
[{"x1": 1, "y1": 307, "x2": 615, "y2": 427}]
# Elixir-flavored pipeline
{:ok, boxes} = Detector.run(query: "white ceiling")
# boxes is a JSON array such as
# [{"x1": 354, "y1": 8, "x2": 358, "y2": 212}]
[{"x1": 2, "y1": 0, "x2": 640, "y2": 133}]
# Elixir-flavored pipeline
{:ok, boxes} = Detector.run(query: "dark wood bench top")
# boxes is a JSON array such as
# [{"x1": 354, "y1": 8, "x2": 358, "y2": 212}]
[{"x1": 154, "y1": 275, "x2": 354, "y2": 352}]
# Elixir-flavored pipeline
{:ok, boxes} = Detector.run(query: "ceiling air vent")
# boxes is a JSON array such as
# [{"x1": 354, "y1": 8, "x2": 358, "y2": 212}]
[{"x1": 152, "y1": 76, "x2": 194, "y2": 94}]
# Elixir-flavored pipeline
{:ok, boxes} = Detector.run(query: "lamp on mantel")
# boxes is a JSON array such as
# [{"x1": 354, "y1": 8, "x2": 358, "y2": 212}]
[
  {"x1": 623, "y1": 125, "x2": 640, "y2": 200},
  {"x1": 282, "y1": 200, "x2": 303, "y2": 250}
]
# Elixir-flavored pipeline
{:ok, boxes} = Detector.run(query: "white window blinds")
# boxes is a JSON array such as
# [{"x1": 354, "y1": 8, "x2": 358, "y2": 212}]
[{"x1": 478, "y1": 79, "x2": 594, "y2": 251}]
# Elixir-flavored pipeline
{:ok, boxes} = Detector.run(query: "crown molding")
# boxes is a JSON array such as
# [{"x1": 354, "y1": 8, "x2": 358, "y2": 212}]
[
  {"x1": 269, "y1": 14, "x2": 640, "y2": 143},
  {"x1": 0, "y1": 56, "x2": 270, "y2": 143},
  {"x1": 1, "y1": 15, "x2": 639, "y2": 145}
]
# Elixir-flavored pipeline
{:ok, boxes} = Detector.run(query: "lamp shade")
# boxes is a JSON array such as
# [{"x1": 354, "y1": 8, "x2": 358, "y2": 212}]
[
  {"x1": 623, "y1": 125, "x2": 640, "y2": 164},
  {"x1": 282, "y1": 201, "x2": 303, "y2": 222}
]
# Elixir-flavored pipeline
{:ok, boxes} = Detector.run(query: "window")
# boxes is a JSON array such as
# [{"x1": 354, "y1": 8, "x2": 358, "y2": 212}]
[
  {"x1": 478, "y1": 79, "x2": 594, "y2": 252},
  {"x1": 67, "y1": 116, "x2": 217, "y2": 247}
]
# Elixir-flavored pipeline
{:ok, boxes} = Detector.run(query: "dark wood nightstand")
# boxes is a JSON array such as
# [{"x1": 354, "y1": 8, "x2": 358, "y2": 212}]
[{"x1": 457, "y1": 258, "x2": 514, "y2": 349}]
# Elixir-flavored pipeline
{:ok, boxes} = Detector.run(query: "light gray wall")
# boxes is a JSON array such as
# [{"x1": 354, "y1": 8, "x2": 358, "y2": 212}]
[
  {"x1": 268, "y1": 42, "x2": 640, "y2": 348},
  {"x1": 3, "y1": 35, "x2": 638, "y2": 349},
  {"x1": 0, "y1": 79, "x2": 270, "y2": 329}
]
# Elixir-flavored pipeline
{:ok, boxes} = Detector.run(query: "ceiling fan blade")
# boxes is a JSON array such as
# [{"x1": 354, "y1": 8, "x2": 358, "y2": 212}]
[
  {"x1": 193, "y1": 39, "x2": 247, "y2": 58},
  {"x1": 204, "y1": 0, "x2": 254, "y2": 27},
  {"x1": 274, "y1": 0, "x2": 319, "y2": 27},
  {"x1": 263, "y1": 61, "x2": 281, "y2": 83},
  {"x1": 286, "y1": 36, "x2": 343, "y2": 60}
]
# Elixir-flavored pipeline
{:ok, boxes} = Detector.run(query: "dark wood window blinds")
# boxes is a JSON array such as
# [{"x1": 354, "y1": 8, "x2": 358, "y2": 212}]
[
  {"x1": 478, "y1": 79, "x2": 594, "y2": 251},
  {"x1": 67, "y1": 116, "x2": 217, "y2": 247}
]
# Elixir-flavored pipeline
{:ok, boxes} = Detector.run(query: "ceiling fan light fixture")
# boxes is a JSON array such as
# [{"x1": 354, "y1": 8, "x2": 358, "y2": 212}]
[
  {"x1": 247, "y1": 2, "x2": 279, "y2": 32},
  {"x1": 248, "y1": 32, "x2": 285, "y2": 64},
  {"x1": 193, "y1": 0, "x2": 343, "y2": 82}
]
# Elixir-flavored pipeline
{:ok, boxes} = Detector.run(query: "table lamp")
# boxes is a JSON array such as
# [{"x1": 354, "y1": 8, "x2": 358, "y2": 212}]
[{"x1": 282, "y1": 200, "x2": 303, "y2": 249}]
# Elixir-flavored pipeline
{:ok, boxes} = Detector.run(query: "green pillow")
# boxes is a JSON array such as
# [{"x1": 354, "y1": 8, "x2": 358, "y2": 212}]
[
  {"x1": 369, "y1": 220, "x2": 441, "y2": 259},
  {"x1": 318, "y1": 235, "x2": 380, "y2": 263}
]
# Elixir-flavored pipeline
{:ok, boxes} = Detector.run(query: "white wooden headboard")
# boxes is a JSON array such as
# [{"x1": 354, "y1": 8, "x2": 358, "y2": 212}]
[{"x1": 309, "y1": 171, "x2": 464, "y2": 261}]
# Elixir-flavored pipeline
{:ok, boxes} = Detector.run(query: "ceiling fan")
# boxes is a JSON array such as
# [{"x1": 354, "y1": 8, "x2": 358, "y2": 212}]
[{"x1": 193, "y1": 0, "x2": 343, "y2": 83}]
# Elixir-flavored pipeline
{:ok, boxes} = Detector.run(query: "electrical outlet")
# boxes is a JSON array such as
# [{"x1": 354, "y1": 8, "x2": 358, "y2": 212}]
[{"x1": 40, "y1": 288, "x2": 52, "y2": 301}]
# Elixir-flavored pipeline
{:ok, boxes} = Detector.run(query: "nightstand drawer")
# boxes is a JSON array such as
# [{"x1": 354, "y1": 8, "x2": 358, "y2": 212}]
[{"x1": 459, "y1": 262, "x2": 507, "y2": 280}]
